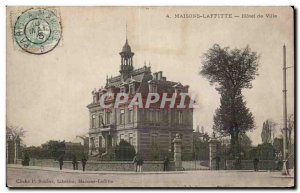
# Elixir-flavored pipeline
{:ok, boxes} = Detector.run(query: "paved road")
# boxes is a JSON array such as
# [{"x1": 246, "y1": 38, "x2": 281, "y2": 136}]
[{"x1": 7, "y1": 167, "x2": 294, "y2": 188}]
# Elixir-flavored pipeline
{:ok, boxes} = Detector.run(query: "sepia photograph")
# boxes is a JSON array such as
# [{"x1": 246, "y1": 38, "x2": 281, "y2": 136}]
[{"x1": 5, "y1": 6, "x2": 294, "y2": 188}]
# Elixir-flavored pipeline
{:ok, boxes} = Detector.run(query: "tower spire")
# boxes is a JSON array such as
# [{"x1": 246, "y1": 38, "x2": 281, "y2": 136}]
[
  {"x1": 126, "y1": 23, "x2": 128, "y2": 41},
  {"x1": 119, "y1": 25, "x2": 134, "y2": 81}
]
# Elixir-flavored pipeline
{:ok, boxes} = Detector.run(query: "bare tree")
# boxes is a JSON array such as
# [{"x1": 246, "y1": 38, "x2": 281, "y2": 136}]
[
  {"x1": 266, "y1": 119, "x2": 278, "y2": 144},
  {"x1": 6, "y1": 125, "x2": 26, "y2": 164},
  {"x1": 287, "y1": 114, "x2": 294, "y2": 149}
]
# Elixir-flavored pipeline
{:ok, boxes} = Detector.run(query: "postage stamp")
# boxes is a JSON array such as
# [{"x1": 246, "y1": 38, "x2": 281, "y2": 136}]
[{"x1": 13, "y1": 8, "x2": 62, "y2": 55}]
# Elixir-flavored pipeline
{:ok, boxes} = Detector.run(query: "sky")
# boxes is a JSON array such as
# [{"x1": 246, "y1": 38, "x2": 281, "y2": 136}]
[{"x1": 6, "y1": 6, "x2": 294, "y2": 146}]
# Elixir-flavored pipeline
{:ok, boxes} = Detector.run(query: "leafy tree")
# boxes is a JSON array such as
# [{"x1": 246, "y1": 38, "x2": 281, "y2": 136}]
[
  {"x1": 43, "y1": 140, "x2": 66, "y2": 159},
  {"x1": 257, "y1": 143, "x2": 275, "y2": 160},
  {"x1": 114, "y1": 140, "x2": 136, "y2": 161},
  {"x1": 213, "y1": 90, "x2": 255, "y2": 156},
  {"x1": 239, "y1": 133, "x2": 252, "y2": 149},
  {"x1": 247, "y1": 143, "x2": 275, "y2": 160},
  {"x1": 23, "y1": 140, "x2": 66, "y2": 159},
  {"x1": 273, "y1": 137, "x2": 283, "y2": 153},
  {"x1": 200, "y1": 44, "x2": 259, "y2": 157}
]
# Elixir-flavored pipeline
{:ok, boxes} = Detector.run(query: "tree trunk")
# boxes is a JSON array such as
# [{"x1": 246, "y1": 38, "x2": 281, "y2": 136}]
[
  {"x1": 230, "y1": 128, "x2": 240, "y2": 168},
  {"x1": 14, "y1": 140, "x2": 17, "y2": 164}
]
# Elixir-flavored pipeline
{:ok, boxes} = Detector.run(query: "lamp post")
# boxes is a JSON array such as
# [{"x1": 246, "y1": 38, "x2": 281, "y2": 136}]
[{"x1": 282, "y1": 44, "x2": 292, "y2": 175}]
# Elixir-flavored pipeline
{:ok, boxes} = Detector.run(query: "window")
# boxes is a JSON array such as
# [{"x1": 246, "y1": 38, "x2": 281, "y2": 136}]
[
  {"x1": 128, "y1": 109, "x2": 133, "y2": 123},
  {"x1": 120, "y1": 134, "x2": 124, "y2": 143},
  {"x1": 155, "y1": 110, "x2": 160, "y2": 123},
  {"x1": 120, "y1": 109, "x2": 125, "y2": 124},
  {"x1": 129, "y1": 84, "x2": 135, "y2": 95},
  {"x1": 151, "y1": 133, "x2": 158, "y2": 146},
  {"x1": 175, "y1": 88, "x2": 181, "y2": 94},
  {"x1": 149, "y1": 84, "x2": 157, "y2": 93},
  {"x1": 153, "y1": 85, "x2": 157, "y2": 93},
  {"x1": 99, "y1": 114, "x2": 103, "y2": 126},
  {"x1": 149, "y1": 110, "x2": 153, "y2": 122},
  {"x1": 92, "y1": 114, "x2": 96, "y2": 128},
  {"x1": 99, "y1": 136, "x2": 102, "y2": 148},
  {"x1": 120, "y1": 87, "x2": 126, "y2": 93},
  {"x1": 178, "y1": 111, "x2": 183, "y2": 124},
  {"x1": 106, "y1": 112, "x2": 111, "y2": 124},
  {"x1": 129, "y1": 133, "x2": 133, "y2": 145},
  {"x1": 90, "y1": 137, "x2": 95, "y2": 148}
]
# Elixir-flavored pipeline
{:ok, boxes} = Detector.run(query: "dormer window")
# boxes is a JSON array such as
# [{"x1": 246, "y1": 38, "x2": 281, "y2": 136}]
[
  {"x1": 149, "y1": 84, "x2": 157, "y2": 93},
  {"x1": 129, "y1": 84, "x2": 135, "y2": 95},
  {"x1": 120, "y1": 87, "x2": 126, "y2": 93},
  {"x1": 153, "y1": 85, "x2": 157, "y2": 93}
]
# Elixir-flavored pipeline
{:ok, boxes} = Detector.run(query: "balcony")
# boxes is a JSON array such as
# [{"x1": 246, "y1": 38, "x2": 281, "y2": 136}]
[{"x1": 89, "y1": 124, "x2": 116, "y2": 134}]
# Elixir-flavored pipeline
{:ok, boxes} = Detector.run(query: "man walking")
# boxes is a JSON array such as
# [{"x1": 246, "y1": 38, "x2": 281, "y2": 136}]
[
  {"x1": 163, "y1": 157, "x2": 169, "y2": 171},
  {"x1": 133, "y1": 155, "x2": 138, "y2": 172},
  {"x1": 216, "y1": 156, "x2": 220, "y2": 170},
  {"x1": 72, "y1": 155, "x2": 78, "y2": 170},
  {"x1": 58, "y1": 155, "x2": 64, "y2": 170},
  {"x1": 253, "y1": 157, "x2": 259, "y2": 171},
  {"x1": 81, "y1": 157, "x2": 87, "y2": 172},
  {"x1": 137, "y1": 156, "x2": 144, "y2": 172}
]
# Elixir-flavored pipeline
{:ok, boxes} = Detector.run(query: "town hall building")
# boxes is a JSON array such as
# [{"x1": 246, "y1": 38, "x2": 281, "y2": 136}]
[{"x1": 87, "y1": 37, "x2": 194, "y2": 160}]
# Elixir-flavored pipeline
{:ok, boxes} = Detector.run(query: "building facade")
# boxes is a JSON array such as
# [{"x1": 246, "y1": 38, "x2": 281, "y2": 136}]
[{"x1": 87, "y1": 38, "x2": 194, "y2": 160}]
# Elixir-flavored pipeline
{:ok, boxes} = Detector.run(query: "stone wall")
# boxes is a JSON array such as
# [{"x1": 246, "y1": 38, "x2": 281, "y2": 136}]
[
  {"x1": 16, "y1": 159, "x2": 175, "y2": 171},
  {"x1": 225, "y1": 160, "x2": 276, "y2": 170},
  {"x1": 180, "y1": 160, "x2": 277, "y2": 171}
]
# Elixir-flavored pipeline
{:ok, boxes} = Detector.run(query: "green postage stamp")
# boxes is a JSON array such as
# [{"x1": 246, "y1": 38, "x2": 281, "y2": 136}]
[{"x1": 13, "y1": 8, "x2": 62, "y2": 55}]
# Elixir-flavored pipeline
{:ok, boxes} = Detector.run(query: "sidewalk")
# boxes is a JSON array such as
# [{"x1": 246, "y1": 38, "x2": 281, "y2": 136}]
[
  {"x1": 7, "y1": 164, "x2": 183, "y2": 175},
  {"x1": 7, "y1": 164, "x2": 294, "y2": 178}
]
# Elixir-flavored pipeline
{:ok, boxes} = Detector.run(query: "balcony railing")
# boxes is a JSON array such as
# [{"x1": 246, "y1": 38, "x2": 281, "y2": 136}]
[{"x1": 89, "y1": 124, "x2": 115, "y2": 134}]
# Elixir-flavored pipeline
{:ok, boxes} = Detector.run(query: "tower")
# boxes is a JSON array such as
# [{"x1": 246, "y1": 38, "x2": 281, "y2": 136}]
[{"x1": 119, "y1": 38, "x2": 134, "y2": 81}]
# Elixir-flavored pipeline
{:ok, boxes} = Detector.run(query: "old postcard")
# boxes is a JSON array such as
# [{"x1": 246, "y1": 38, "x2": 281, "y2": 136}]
[{"x1": 6, "y1": 6, "x2": 294, "y2": 188}]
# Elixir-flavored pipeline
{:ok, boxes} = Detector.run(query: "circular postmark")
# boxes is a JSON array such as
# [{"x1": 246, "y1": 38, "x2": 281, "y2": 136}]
[{"x1": 14, "y1": 8, "x2": 62, "y2": 55}]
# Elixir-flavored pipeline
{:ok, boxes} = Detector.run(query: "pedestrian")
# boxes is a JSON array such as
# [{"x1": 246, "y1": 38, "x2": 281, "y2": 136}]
[
  {"x1": 58, "y1": 155, "x2": 64, "y2": 170},
  {"x1": 72, "y1": 155, "x2": 78, "y2": 170},
  {"x1": 253, "y1": 157, "x2": 259, "y2": 171},
  {"x1": 215, "y1": 156, "x2": 220, "y2": 170},
  {"x1": 133, "y1": 155, "x2": 138, "y2": 172},
  {"x1": 163, "y1": 156, "x2": 169, "y2": 171},
  {"x1": 81, "y1": 157, "x2": 87, "y2": 172},
  {"x1": 137, "y1": 156, "x2": 144, "y2": 172}
]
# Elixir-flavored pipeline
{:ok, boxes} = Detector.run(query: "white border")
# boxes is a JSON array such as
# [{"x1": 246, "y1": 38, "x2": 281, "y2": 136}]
[{"x1": 1, "y1": 1, "x2": 298, "y2": 193}]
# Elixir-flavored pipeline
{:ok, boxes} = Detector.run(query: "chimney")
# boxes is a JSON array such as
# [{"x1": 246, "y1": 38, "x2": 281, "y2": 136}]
[
  {"x1": 157, "y1": 71, "x2": 163, "y2": 80},
  {"x1": 153, "y1": 72, "x2": 158, "y2": 80}
]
